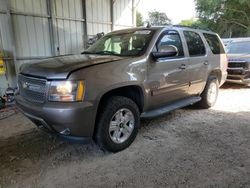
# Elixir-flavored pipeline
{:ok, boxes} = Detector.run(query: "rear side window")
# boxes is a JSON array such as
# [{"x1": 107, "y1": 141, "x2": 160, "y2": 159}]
[
  {"x1": 203, "y1": 33, "x2": 225, "y2": 54},
  {"x1": 184, "y1": 31, "x2": 206, "y2": 57}
]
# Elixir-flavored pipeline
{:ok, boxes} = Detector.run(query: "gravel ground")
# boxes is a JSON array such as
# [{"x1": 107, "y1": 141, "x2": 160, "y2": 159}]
[{"x1": 0, "y1": 83, "x2": 250, "y2": 188}]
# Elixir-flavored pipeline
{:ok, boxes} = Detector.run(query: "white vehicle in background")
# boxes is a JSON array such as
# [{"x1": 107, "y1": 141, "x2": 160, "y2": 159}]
[{"x1": 222, "y1": 38, "x2": 250, "y2": 86}]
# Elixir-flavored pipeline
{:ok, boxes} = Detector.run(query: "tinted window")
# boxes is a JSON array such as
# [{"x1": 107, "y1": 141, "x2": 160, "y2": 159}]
[
  {"x1": 184, "y1": 31, "x2": 206, "y2": 56},
  {"x1": 157, "y1": 31, "x2": 184, "y2": 57},
  {"x1": 203, "y1": 33, "x2": 225, "y2": 54},
  {"x1": 227, "y1": 41, "x2": 250, "y2": 54}
]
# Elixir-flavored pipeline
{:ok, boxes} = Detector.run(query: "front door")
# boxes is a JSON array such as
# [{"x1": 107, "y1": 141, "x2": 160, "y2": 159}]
[{"x1": 147, "y1": 30, "x2": 190, "y2": 109}]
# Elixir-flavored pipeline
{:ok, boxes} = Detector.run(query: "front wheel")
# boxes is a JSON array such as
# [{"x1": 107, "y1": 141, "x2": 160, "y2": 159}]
[
  {"x1": 95, "y1": 96, "x2": 140, "y2": 152},
  {"x1": 197, "y1": 76, "x2": 219, "y2": 109}
]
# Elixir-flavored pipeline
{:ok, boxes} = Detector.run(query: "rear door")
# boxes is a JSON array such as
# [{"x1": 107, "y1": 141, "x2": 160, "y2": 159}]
[
  {"x1": 147, "y1": 30, "x2": 190, "y2": 108},
  {"x1": 183, "y1": 30, "x2": 208, "y2": 95},
  {"x1": 203, "y1": 33, "x2": 227, "y2": 85}
]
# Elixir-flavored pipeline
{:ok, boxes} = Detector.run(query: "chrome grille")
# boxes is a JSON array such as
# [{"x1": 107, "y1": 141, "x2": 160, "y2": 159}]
[
  {"x1": 18, "y1": 74, "x2": 47, "y2": 103},
  {"x1": 228, "y1": 62, "x2": 247, "y2": 68}
]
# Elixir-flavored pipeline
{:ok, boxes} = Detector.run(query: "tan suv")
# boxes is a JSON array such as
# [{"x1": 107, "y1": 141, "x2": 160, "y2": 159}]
[{"x1": 16, "y1": 26, "x2": 228, "y2": 152}]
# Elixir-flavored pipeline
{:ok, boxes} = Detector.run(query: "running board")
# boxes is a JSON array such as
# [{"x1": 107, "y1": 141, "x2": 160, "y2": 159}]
[{"x1": 141, "y1": 96, "x2": 201, "y2": 119}]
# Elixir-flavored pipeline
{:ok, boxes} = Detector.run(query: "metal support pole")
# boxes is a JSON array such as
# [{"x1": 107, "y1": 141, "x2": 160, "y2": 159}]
[
  {"x1": 132, "y1": 0, "x2": 135, "y2": 27},
  {"x1": 6, "y1": 1, "x2": 17, "y2": 77},
  {"x1": 82, "y1": 0, "x2": 88, "y2": 49},
  {"x1": 47, "y1": 0, "x2": 59, "y2": 56},
  {"x1": 110, "y1": 0, "x2": 114, "y2": 31}
]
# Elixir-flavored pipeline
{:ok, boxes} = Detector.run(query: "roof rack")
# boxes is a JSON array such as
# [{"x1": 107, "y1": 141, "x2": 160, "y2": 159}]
[{"x1": 173, "y1": 25, "x2": 212, "y2": 32}]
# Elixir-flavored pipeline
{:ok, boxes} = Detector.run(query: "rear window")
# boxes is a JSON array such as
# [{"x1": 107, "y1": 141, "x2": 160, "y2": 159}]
[
  {"x1": 203, "y1": 33, "x2": 225, "y2": 54},
  {"x1": 183, "y1": 31, "x2": 206, "y2": 57}
]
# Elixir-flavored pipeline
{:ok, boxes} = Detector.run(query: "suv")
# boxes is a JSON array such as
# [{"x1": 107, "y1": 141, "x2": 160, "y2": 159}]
[
  {"x1": 16, "y1": 26, "x2": 227, "y2": 152},
  {"x1": 223, "y1": 38, "x2": 250, "y2": 85}
]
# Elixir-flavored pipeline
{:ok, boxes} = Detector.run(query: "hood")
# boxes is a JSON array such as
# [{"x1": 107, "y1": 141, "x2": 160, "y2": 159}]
[
  {"x1": 20, "y1": 54, "x2": 125, "y2": 79},
  {"x1": 227, "y1": 53, "x2": 250, "y2": 62}
]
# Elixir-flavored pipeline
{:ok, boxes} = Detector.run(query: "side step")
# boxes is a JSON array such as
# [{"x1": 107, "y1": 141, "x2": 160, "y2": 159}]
[{"x1": 141, "y1": 96, "x2": 201, "y2": 119}]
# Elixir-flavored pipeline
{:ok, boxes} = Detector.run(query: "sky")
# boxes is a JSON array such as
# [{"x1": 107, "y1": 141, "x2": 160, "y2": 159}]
[{"x1": 137, "y1": 0, "x2": 197, "y2": 24}]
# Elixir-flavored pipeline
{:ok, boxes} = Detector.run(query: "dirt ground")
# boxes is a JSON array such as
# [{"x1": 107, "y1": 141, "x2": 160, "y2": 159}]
[{"x1": 0, "y1": 83, "x2": 250, "y2": 188}]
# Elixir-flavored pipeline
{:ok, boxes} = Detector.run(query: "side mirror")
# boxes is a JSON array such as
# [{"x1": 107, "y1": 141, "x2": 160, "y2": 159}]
[{"x1": 152, "y1": 45, "x2": 178, "y2": 58}]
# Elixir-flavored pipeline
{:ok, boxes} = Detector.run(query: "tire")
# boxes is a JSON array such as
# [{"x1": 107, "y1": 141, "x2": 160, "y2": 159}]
[
  {"x1": 197, "y1": 76, "x2": 219, "y2": 109},
  {"x1": 95, "y1": 96, "x2": 140, "y2": 152}
]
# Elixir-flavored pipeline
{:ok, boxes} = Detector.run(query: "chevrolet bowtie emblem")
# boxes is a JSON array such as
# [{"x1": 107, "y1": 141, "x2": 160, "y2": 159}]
[{"x1": 22, "y1": 82, "x2": 28, "y2": 89}]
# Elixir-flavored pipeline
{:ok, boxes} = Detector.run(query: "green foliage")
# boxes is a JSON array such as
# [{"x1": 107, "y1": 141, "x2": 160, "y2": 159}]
[
  {"x1": 148, "y1": 10, "x2": 172, "y2": 26},
  {"x1": 136, "y1": 11, "x2": 144, "y2": 27},
  {"x1": 195, "y1": 0, "x2": 250, "y2": 37},
  {"x1": 179, "y1": 19, "x2": 211, "y2": 31},
  {"x1": 179, "y1": 19, "x2": 197, "y2": 27}
]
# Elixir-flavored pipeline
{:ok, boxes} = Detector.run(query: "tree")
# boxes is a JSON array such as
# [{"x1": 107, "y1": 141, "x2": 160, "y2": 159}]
[
  {"x1": 179, "y1": 19, "x2": 210, "y2": 30},
  {"x1": 195, "y1": 0, "x2": 250, "y2": 37},
  {"x1": 179, "y1": 19, "x2": 198, "y2": 27},
  {"x1": 136, "y1": 11, "x2": 144, "y2": 27},
  {"x1": 148, "y1": 10, "x2": 171, "y2": 26}
]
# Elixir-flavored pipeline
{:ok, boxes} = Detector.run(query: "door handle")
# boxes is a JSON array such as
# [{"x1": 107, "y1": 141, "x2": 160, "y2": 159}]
[
  {"x1": 179, "y1": 64, "x2": 186, "y2": 70},
  {"x1": 204, "y1": 61, "x2": 209, "y2": 65}
]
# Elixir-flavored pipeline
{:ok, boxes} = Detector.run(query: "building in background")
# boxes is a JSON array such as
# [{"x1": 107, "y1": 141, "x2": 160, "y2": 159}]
[{"x1": 0, "y1": 0, "x2": 137, "y2": 95}]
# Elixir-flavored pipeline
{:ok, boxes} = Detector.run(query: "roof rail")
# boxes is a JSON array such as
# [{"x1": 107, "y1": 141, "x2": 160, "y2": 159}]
[{"x1": 173, "y1": 25, "x2": 212, "y2": 32}]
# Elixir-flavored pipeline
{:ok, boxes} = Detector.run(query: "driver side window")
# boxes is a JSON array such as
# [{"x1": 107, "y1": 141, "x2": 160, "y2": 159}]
[{"x1": 157, "y1": 31, "x2": 184, "y2": 57}]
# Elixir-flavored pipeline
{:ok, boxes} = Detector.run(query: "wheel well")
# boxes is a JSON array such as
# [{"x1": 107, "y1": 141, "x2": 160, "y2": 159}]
[
  {"x1": 93, "y1": 86, "x2": 144, "y2": 137},
  {"x1": 209, "y1": 70, "x2": 222, "y2": 83},
  {"x1": 97, "y1": 86, "x2": 144, "y2": 114}
]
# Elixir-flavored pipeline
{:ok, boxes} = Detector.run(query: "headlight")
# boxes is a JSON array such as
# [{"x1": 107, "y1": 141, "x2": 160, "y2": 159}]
[{"x1": 49, "y1": 81, "x2": 85, "y2": 102}]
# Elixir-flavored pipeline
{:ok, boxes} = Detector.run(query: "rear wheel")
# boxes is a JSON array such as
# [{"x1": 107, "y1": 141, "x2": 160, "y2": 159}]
[
  {"x1": 95, "y1": 96, "x2": 140, "y2": 152},
  {"x1": 197, "y1": 76, "x2": 219, "y2": 109}
]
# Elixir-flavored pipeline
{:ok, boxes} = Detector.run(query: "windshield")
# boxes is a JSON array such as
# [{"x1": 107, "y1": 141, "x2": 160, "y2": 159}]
[
  {"x1": 84, "y1": 30, "x2": 155, "y2": 57},
  {"x1": 227, "y1": 41, "x2": 250, "y2": 54}
]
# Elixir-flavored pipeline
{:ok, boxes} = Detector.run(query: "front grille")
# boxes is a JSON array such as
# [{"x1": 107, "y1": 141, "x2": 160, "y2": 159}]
[
  {"x1": 18, "y1": 74, "x2": 47, "y2": 103},
  {"x1": 227, "y1": 69, "x2": 245, "y2": 75},
  {"x1": 228, "y1": 62, "x2": 247, "y2": 68},
  {"x1": 227, "y1": 76, "x2": 241, "y2": 80}
]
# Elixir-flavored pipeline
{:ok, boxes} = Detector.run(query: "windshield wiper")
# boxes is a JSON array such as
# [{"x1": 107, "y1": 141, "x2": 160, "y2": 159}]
[
  {"x1": 82, "y1": 51, "x2": 122, "y2": 56},
  {"x1": 81, "y1": 51, "x2": 96, "y2": 54},
  {"x1": 94, "y1": 51, "x2": 121, "y2": 56}
]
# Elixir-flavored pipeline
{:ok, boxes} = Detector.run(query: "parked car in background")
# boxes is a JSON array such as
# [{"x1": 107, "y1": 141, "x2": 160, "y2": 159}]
[
  {"x1": 222, "y1": 38, "x2": 250, "y2": 86},
  {"x1": 16, "y1": 26, "x2": 227, "y2": 152}
]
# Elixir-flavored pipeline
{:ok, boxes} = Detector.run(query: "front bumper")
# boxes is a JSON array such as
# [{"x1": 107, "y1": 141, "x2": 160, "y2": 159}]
[
  {"x1": 226, "y1": 68, "x2": 250, "y2": 85},
  {"x1": 227, "y1": 77, "x2": 250, "y2": 85},
  {"x1": 15, "y1": 95, "x2": 96, "y2": 138}
]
